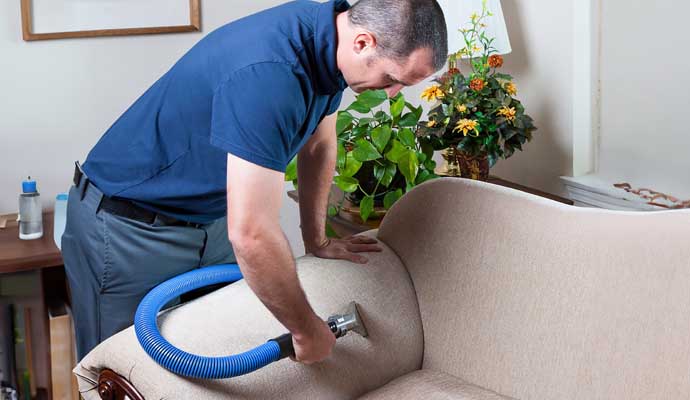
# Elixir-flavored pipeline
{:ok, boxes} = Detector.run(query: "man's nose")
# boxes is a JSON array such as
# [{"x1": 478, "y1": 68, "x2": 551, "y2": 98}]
[{"x1": 385, "y1": 84, "x2": 404, "y2": 98}]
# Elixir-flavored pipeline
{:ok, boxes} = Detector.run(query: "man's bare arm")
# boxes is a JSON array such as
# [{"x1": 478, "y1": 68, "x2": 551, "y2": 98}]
[
  {"x1": 297, "y1": 113, "x2": 337, "y2": 253},
  {"x1": 225, "y1": 153, "x2": 335, "y2": 363}
]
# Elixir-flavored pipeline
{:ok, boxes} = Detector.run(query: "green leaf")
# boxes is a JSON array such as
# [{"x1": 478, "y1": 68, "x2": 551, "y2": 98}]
[
  {"x1": 399, "y1": 112, "x2": 421, "y2": 127},
  {"x1": 327, "y1": 205, "x2": 339, "y2": 217},
  {"x1": 383, "y1": 189, "x2": 403, "y2": 209},
  {"x1": 285, "y1": 156, "x2": 298, "y2": 181},
  {"x1": 420, "y1": 140, "x2": 434, "y2": 160},
  {"x1": 358, "y1": 117, "x2": 375, "y2": 127},
  {"x1": 336, "y1": 142, "x2": 347, "y2": 169},
  {"x1": 390, "y1": 95, "x2": 405, "y2": 119},
  {"x1": 415, "y1": 169, "x2": 434, "y2": 185},
  {"x1": 357, "y1": 90, "x2": 389, "y2": 109},
  {"x1": 347, "y1": 100, "x2": 371, "y2": 114},
  {"x1": 325, "y1": 221, "x2": 340, "y2": 238},
  {"x1": 398, "y1": 150, "x2": 419, "y2": 185},
  {"x1": 380, "y1": 162, "x2": 397, "y2": 187},
  {"x1": 385, "y1": 139, "x2": 407, "y2": 163},
  {"x1": 334, "y1": 176, "x2": 358, "y2": 193},
  {"x1": 371, "y1": 125, "x2": 392, "y2": 153},
  {"x1": 336, "y1": 112, "x2": 354, "y2": 135},
  {"x1": 360, "y1": 196, "x2": 374, "y2": 222},
  {"x1": 399, "y1": 128, "x2": 416, "y2": 148},
  {"x1": 353, "y1": 139, "x2": 382, "y2": 162},
  {"x1": 341, "y1": 152, "x2": 363, "y2": 177}
]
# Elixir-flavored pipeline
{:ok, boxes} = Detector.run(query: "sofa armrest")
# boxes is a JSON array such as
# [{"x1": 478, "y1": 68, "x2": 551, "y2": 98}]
[{"x1": 74, "y1": 231, "x2": 423, "y2": 400}]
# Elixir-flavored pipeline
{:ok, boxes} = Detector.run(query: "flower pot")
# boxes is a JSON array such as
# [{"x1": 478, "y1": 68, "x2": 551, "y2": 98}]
[{"x1": 441, "y1": 148, "x2": 490, "y2": 181}]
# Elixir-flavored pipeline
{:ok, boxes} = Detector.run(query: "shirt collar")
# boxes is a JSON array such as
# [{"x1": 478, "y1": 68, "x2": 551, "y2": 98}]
[{"x1": 313, "y1": 0, "x2": 350, "y2": 94}]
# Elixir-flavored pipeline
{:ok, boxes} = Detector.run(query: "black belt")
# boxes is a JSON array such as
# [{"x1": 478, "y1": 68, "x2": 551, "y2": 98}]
[{"x1": 73, "y1": 163, "x2": 203, "y2": 228}]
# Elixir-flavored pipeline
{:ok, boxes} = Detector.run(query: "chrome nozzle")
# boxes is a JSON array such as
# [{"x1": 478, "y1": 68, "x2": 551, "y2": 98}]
[{"x1": 328, "y1": 301, "x2": 369, "y2": 338}]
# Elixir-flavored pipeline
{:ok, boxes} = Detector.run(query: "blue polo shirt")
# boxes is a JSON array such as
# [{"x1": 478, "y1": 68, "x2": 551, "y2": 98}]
[{"x1": 83, "y1": 0, "x2": 349, "y2": 223}]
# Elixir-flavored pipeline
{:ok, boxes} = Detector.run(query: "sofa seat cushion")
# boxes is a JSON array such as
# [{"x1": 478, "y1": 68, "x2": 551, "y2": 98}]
[{"x1": 358, "y1": 370, "x2": 515, "y2": 400}]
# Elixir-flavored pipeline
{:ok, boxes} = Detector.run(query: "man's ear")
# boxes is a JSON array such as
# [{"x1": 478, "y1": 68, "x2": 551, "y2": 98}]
[{"x1": 353, "y1": 31, "x2": 377, "y2": 54}]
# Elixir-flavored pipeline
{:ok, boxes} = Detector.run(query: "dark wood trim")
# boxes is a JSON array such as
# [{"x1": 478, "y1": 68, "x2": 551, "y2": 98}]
[
  {"x1": 98, "y1": 369, "x2": 145, "y2": 400},
  {"x1": 487, "y1": 177, "x2": 573, "y2": 205},
  {"x1": 20, "y1": 0, "x2": 201, "y2": 42}
]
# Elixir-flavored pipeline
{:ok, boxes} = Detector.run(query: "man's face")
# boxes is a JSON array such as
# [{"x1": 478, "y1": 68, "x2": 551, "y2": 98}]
[{"x1": 343, "y1": 47, "x2": 436, "y2": 98}]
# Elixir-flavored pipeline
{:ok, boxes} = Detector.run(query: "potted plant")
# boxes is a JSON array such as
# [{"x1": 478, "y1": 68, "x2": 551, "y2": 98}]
[
  {"x1": 418, "y1": 4, "x2": 536, "y2": 180},
  {"x1": 286, "y1": 89, "x2": 438, "y2": 224}
]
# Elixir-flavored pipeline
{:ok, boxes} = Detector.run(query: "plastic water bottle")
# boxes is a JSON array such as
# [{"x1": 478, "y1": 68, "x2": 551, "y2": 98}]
[
  {"x1": 18, "y1": 177, "x2": 43, "y2": 240},
  {"x1": 53, "y1": 193, "x2": 68, "y2": 250}
]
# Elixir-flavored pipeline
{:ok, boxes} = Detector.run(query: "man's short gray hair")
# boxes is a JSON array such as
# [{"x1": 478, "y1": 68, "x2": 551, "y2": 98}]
[{"x1": 348, "y1": 0, "x2": 448, "y2": 71}]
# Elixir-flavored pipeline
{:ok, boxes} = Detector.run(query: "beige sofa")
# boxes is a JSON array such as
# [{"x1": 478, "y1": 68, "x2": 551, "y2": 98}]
[{"x1": 74, "y1": 177, "x2": 690, "y2": 399}]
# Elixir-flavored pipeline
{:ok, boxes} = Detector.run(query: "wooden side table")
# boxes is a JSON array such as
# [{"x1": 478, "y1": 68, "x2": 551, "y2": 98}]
[
  {"x1": 287, "y1": 177, "x2": 572, "y2": 238},
  {"x1": 0, "y1": 212, "x2": 66, "y2": 400}
]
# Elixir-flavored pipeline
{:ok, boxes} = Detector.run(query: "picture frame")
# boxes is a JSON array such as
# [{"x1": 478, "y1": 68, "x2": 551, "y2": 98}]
[{"x1": 20, "y1": 0, "x2": 201, "y2": 41}]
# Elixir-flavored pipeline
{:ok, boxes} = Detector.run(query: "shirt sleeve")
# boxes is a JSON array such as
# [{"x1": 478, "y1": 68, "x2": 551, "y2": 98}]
[
  {"x1": 210, "y1": 63, "x2": 307, "y2": 172},
  {"x1": 326, "y1": 91, "x2": 344, "y2": 115}
]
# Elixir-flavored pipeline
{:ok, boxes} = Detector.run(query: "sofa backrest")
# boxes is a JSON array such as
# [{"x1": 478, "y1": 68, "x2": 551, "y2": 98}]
[{"x1": 377, "y1": 177, "x2": 690, "y2": 400}]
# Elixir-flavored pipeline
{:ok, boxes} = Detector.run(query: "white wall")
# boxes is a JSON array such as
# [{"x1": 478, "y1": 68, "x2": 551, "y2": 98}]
[
  {"x1": 488, "y1": 0, "x2": 574, "y2": 196},
  {"x1": 0, "y1": 0, "x2": 579, "y2": 256},
  {"x1": 0, "y1": 0, "x2": 308, "y2": 254},
  {"x1": 598, "y1": 0, "x2": 690, "y2": 198}
]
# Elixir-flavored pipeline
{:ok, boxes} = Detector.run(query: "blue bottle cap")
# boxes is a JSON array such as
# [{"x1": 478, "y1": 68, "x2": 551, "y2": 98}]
[
  {"x1": 56, "y1": 193, "x2": 68, "y2": 201},
  {"x1": 22, "y1": 177, "x2": 37, "y2": 193}
]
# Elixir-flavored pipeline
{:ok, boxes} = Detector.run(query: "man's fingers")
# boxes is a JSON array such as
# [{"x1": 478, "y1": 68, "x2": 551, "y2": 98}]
[
  {"x1": 346, "y1": 243, "x2": 383, "y2": 253},
  {"x1": 349, "y1": 236, "x2": 378, "y2": 244},
  {"x1": 349, "y1": 254, "x2": 368, "y2": 264}
]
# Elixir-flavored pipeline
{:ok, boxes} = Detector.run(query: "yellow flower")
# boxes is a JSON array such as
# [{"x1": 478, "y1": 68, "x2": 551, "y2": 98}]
[
  {"x1": 426, "y1": 120, "x2": 437, "y2": 128},
  {"x1": 470, "y1": 12, "x2": 480, "y2": 21},
  {"x1": 504, "y1": 82, "x2": 518, "y2": 95},
  {"x1": 497, "y1": 106, "x2": 517, "y2": 122},
  {"x1": 453, "y1": 119, "x2": 480, "y2": 136},
  {"x1": 472, "y1": 45, "x2": 483, "y2": 53},
  {"x1": 456, "y1": 104, "x2": 467, "y2": 113},
  {"x1": 421, "y1": 85, "x2": 444, "y2": 102}
]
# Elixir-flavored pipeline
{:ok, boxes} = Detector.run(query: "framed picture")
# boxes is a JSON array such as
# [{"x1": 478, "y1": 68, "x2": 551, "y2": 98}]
[{"x1": 20, "y1": 0, "x2": 201, "y2": 41}]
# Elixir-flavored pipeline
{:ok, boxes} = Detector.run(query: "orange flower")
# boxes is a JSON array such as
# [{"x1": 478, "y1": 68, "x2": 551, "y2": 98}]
[
  {"x1": 421, "y1": 85, "x2": 444, "y2": 102},
  {"x1": 469, "y1": 78, "x2": 485, "y2": 91},
  {"x1": 488, "y1": 54, "x2": 504, "y2": 68},
  {"x1": 497, "y1": 106, "x2": 517, "y2": 122},
  {"x1": 447, "y1": 67, "x2": 461, "y2": 75},
  {"x1": 453, "y1": 119, "x2": 480, "y2": 137},
  {"x1": 504, "y1": 82, "x2": 517, "y2": 96}
]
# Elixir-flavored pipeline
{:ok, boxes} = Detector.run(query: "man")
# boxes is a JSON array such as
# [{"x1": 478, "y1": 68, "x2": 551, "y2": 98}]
[{"x1": 62, "y1": 0, "x2": 447, "y2": 363}]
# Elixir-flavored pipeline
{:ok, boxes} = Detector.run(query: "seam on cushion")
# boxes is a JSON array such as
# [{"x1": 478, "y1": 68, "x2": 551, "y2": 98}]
[{"x1": 368, "y1": 229, "x2": 426, "y2": 370}]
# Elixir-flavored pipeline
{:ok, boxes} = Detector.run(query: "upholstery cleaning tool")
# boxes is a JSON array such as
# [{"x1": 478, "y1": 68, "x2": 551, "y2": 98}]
[{"x1": 134, "y1": 264, "x2": 368, "y2": 379}]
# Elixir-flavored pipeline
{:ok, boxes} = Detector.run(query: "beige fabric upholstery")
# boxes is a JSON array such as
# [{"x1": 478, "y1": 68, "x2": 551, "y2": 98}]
[
  {"x1": 377, "y1": 178, "x2": 690, "y2": 400},
  {"x1": 359, "y1": 370, "x2": 514, "y2": 400},
  {"x1": 74, "y1": 230, "x2": 423, "y2": 399},
  {"x1": 77, "y1": 177, "x2": 690, "y2": 399}
]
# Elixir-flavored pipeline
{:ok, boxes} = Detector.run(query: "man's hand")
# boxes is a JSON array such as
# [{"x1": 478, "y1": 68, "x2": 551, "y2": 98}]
[
  {"x1": 309, "y1": 235, "x2": 382, "y2": 264},
  {"x1": 292, "y1": 317, "x2": 336, "y2": 364}
]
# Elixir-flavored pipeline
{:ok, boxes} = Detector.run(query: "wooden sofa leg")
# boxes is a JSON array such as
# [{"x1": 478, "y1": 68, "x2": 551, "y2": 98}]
[{"x1": 97, "y1": 369, "x2": 145, "y2": 400}]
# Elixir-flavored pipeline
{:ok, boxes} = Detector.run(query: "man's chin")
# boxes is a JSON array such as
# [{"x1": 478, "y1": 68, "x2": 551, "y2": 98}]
[{"x1": 350, "y1": 85, "x2": 375, "y2": 94}]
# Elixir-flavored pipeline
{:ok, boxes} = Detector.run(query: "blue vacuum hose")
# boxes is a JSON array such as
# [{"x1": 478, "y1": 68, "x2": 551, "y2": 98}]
[
  {"x1": 135, "y1": 263, "x2": 368, "y2": 380},
  {"x1": 134, "y1": 264, "x2": 282, "y2": 379}
]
